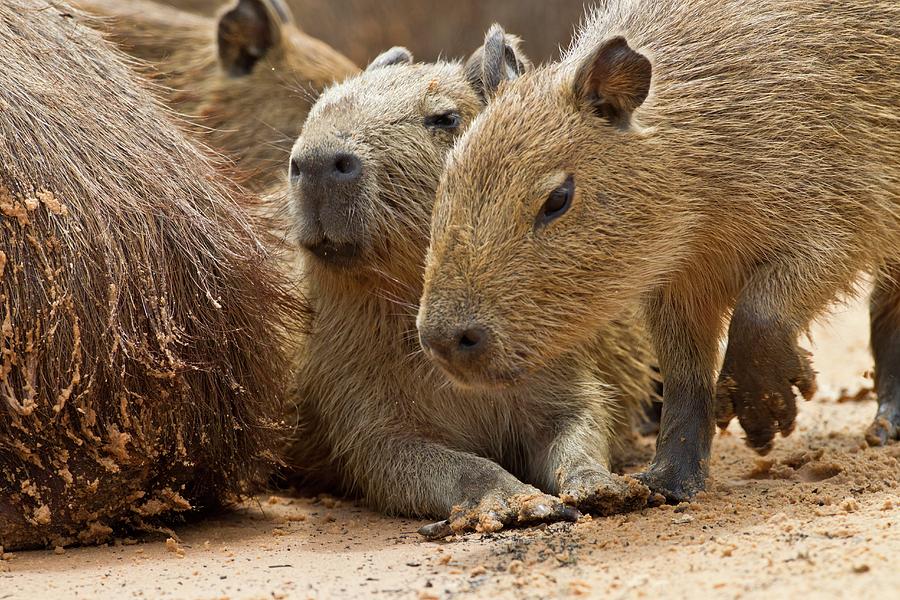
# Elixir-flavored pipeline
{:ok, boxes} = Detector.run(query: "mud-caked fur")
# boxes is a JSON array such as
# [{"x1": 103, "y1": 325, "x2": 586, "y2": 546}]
[
  {"x1": 73, "y1": 0, "x2": 358, "y2": 191},
  {"x1": 0, "y1": 0, "x2": 298, "y2": 550},
  {"x1": 284, "y1": 27, "x2": 656, "y2": 537},
  {"x1": 421, "y1": 0, "x2": 900, "y2": 502}
]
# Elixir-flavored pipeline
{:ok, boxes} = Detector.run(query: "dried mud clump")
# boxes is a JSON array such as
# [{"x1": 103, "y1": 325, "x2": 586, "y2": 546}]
[{"x1": 0, "y1": 0, "x2": 298, "y2": 550}]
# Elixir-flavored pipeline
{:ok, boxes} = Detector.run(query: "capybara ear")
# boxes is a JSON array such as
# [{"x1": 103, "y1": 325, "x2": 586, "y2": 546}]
[
  {"x1": 217, "y1": 0, "x2": 292, "y2": 77},
  {"x1": 366, "y1": 47, "x2": 414, "y2": 71},
  {"x1": 259, "y1": 0, "x2": 294, "y2": 24},
  {"x1": 465, "y1": 24, "x2": 531, "y2": 100},
  {"x1": 572, "y1": 36, "x2": 651, "y2": 127}
]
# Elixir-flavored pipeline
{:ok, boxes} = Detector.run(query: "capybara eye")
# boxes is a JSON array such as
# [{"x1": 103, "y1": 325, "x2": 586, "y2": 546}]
[
  {"x1": 289, "y1": 158, "x2": 301, "y2": 181},
  {"x1": 537, "y1": 175, "x2": 574, "y2": 227},
  {"x1": 424, "y1": 111, "x2": 462, "y2": 130}
]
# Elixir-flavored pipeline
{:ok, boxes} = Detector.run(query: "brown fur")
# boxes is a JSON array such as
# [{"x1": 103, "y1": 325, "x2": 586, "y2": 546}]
[
  {"x1": 421, "y1": 0, "x2": 899, "y2": 501},
  {"x1": 72, "y1": 0, "x2": 358, "y2": 191},
  {"x1": 159, "y1": 0, "x2": 588, "y2": 64},
  {"x1": 284, "y1": 29, "x2": 656, "y2": 536},
  {"x1": 0, "y1": 0, "x2": 299, "y2": 550}
]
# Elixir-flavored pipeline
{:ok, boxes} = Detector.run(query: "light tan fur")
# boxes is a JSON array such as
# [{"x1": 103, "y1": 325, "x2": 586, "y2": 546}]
[
  {"x1": 284, "y1": 29, "x2": 656, "y2": 537},
  {"x1": 421, "y1": 0, "x2": 899, "y2": 501},
  {"x1": 159, "y1": 0, "x2": 591, "y2": 64},
  {"x1": 72, "y1": 0, "x2": 358, "y2": 190},
  {"x1": 0, "y1": 0, "x2": 299, "y2": 550}
]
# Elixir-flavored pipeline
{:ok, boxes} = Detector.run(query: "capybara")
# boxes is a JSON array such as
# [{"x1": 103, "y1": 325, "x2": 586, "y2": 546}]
[
  {"x1": 285, "y1": 27, "x2": 656, "y2": 537},
  {"x1": 73, "y1": 0, "x2": 358, "y2": 190},
  {"x1": 0, "y1": 0, "x2": 297, "y2": 550},
  {"x1": 419, "y1": 0, "x2": 900, "y2": 502},
  {"x1": 159, "y1": 0, "x2": 588, "y2": 64}
]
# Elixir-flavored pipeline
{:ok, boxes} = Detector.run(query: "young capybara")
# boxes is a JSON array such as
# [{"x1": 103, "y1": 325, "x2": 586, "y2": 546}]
[
  {"x1": 419, "y1": 0, "x2": 900, "y2": 502},
  {"x1": 284, "y1": 27, "x2": 656, "y2": 538},
  {"x1": 159, "y1": 0, "x2": 588, "y2": 64},
  {"x1": 0, "y1": 0, "x2": 297, "y2": 550},
  {"x1": 72, "y1": 0, "x2": 358, "y2": 190}
]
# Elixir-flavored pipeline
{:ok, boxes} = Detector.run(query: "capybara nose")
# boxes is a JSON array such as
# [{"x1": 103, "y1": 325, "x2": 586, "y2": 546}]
[
  {"x1": 290, "y1": 150, "x2": 362, "y2": 187},
  {"x1": 420, "y1": 324, "x2": 490, "y2": 366}
]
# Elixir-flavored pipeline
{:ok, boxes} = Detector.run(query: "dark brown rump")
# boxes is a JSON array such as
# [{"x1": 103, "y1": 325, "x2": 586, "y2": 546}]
[{"x1": 0, "y1": 0, "x2": 300, "y2": 550}]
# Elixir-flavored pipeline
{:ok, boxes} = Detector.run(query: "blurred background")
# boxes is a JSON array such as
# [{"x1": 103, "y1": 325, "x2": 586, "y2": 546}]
[{"x1": 161, "y1": 0, "x2": 588, "y2": 64}]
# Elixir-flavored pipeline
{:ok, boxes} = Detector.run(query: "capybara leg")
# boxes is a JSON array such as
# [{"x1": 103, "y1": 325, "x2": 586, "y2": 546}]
[
  {"x1": 715, "y1": 261, "x2": 839, "y2": 453},
  {"x1": 717, "y1": 309, "x2": 816, "y2": 453},
  {"x1": 363, "y1": 439, "x2": 576, "y2": 539},
  {"x1": 867, "y1": 268, "x2": 900, "y2": 446},
  {"x1": 634, "y1": 289, "x2": 722, "y2": 502},
  {"x1": 536, "y1": 418, "x2": 650, "y2": 515}
]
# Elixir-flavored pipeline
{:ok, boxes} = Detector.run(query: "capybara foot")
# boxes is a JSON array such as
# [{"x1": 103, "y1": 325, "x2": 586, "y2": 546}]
[
  {"x1": 418, "y1": 489, "x2": 580, "y2": 540},
  {"x1": 559, "y1": 468, "x2": 650, "y2": 515},
  {"x1": 865, "y1": 410, "x2": 900, "y2": 446},
  {"x1": 865, "y1": 385, "x2": 900, "y2": 446},
  {"x1": 634, "y1": 463, "x2": 705, "y2": 504},
  {"x1": 717, "y1": 342, "x2": 816, "y2": 454}
]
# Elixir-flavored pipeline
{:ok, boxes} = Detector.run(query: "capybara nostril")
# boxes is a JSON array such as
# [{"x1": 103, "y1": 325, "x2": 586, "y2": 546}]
[
  {"x1": 332, "y1": 152, "x2": 362, "y2": 182},
  {"x1": 457, "y1": 326, "x2": 487, "y2": 353},
  {"x1": 289, "y1": 158, "x2": 301, "y2": 182},
  {"x1": 419, "y1": 324, "x2": 490, "y2": 366}
]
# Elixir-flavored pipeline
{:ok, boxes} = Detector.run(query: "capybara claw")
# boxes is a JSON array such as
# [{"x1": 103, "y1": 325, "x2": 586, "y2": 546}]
[
  {"x1": 558, "y1": 505, "x2": 583, "y2": 522},
  {"x1": 418, "y1": 520, "x2": 453, "y2": 540},
  {"x1": 747, "y1": 438, "x2": 775, "y2": 457},
  {"x1": 521, "y1": 501, "x2": 581, "y2": 524}
]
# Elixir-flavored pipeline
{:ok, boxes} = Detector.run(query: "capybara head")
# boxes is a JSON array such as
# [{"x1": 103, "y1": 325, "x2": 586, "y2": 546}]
[
  {"x1": 75, "y1": 0, "x2": 358, "y2": 190},
  {"x1": 207, "y1": 0, "x2": 359, "y2": 183},
  {"x1": 419, "y1": 31, "x2": 675, "y2": 389},
  {"x1": 288, "y1": 25, "x2": 529, "y2": 289}
]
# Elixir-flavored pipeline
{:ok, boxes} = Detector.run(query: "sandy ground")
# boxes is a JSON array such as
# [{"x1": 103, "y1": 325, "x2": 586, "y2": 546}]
[{"x1": 2, "y1": 297, "x2": 898, "y2": 599}]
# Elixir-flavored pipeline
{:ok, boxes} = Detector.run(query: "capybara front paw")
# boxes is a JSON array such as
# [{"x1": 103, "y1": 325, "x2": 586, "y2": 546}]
[
  {"x1": 717, "y1": 344, "x2": 816, "y2": 454},
  {"x1": 634, "y1": 464, "x2": 704, "y2": 504},
  {"x1": 559, "y1": 468, "x2": 650, "y2": 515},
  {"x1": 417, "y1": 489, "x2": 581, "y2": 540}
]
